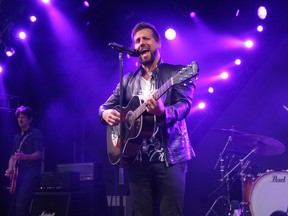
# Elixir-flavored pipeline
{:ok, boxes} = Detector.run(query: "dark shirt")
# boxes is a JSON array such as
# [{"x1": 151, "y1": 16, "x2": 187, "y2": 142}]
[{"x1": 12, "y1": 128, "x2": 43, "y2": 180}]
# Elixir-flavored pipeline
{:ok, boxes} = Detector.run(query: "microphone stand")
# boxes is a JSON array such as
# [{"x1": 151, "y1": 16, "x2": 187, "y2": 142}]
[
  {"x1": 118, "y1": 52, "x2": 124, "y2": 216},
  {"x1": 109, "y1": 42, "x2": 139, "y2": 215}
]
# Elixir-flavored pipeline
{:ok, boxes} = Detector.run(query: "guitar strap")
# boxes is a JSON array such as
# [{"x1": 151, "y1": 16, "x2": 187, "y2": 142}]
[{"x1": 17, "y1": 132, "x2": 31, "y2": 153}]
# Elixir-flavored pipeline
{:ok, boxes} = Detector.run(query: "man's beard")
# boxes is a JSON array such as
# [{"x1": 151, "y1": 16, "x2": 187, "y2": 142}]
[{"x1": 140, "y1": 49, "x2": 157, "y2": 66}]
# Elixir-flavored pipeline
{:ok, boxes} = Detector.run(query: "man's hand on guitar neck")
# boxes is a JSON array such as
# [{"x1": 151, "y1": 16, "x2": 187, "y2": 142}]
[
  {"x1": 102, "y1": 109, "x2": 120, "y2": 126},
  {"x1": 145, "y1": 96, "x2": 165, "y2": 117},
  {"x1": 13, "y1": 151, "x2": 26, "y2": 160}
]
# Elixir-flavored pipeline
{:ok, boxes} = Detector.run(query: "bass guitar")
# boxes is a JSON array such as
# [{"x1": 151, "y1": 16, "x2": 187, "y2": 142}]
[
  {"x1": 107, "y1": 61, "x2": 199, "y2": 165},
  {"x1": 10, "y1": 132, "x2": 30, "y2": 194}
]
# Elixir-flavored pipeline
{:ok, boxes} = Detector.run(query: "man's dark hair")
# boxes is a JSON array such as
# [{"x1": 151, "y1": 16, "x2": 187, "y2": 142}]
[
  {"x1": 131, "y1": 22, "x2": 161, "y2": 42},
  {"x1": 15, "y1": 105, "x2": 33, "y2": 119}
]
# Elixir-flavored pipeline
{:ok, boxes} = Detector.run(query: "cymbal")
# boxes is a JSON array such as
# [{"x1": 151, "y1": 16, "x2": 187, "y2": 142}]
[
  {"x1": 233, "y1": 134, "x2": 286, "y2": 156},
  {"x1": 215, "y1": 127, "x2": 246, "y2": 134}
]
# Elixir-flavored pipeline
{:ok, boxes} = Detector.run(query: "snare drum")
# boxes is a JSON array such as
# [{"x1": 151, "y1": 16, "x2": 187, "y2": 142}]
[{"x1": 248, "y1": 170, "x2": 288, "y2": 216}]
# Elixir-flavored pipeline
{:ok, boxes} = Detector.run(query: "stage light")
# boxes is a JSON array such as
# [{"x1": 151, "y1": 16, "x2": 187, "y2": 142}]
[
  {"x1": 257, "y1": 25, "x2": 264, "y2": 32},
  {"x1": 83, "y1": 1, "x2": 90, "y2": 7},
  {"x1": 235, "y1": 9, "x2": 240, "y2": 17},
  {"x1": 190, "y1": 11, "x2": 196, "y2": 18},
  {"x1": 5, "y1": 48, "x2": 15, "y2": 57},
  {"x1": 220, "y1": 72, "x2": 229, "y2": 79},
  {"x1": 208, "y1": 87, "x2": 214, "y2": 93},
  {"x1": 244, "y1": 40, "x2": 253, "y2": 48},
  {"x1": 0, "y1": 66, "x2": 3, "y2": 74},
  {"x1": 41, "y1": 0, "x2": 50, "y2": 4},
  {"x1": 165, "y1": 28, "x2": 176, "y2": 40},
  {"x1": 198, "y1": 102, "x2": 206, "y2": 109},
  {"x1": 18, "y1": 31, "x2": 27, "y2": 40},
  {"x1": 30, "y1": 16, "x2": 37, "y2": 22},
  {"x1": 257, "y1": 6, "x2": 267, "y2": 20},
  {"x1": 235, "y1": 59, "x2": 241, "y2": 65}
]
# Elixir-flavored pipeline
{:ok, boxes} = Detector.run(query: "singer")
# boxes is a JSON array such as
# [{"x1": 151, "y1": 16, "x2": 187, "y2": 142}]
[{"x1": 99, "y1": 22, "x2": 198, "y2": 215}]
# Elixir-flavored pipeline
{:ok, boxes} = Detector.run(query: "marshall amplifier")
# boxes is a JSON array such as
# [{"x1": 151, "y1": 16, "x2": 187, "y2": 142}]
[
  {"x1": 56, "y1": 162, "x2": 103, "y2": 181},
  {"x1": 39, "y1": 172, "x2": 80, "y2": 192}
]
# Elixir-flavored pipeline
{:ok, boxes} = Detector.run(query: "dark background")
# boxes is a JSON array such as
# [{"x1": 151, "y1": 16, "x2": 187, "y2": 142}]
[{"x1": 1, "y1": 0, "x2": 288, "y2": 215}]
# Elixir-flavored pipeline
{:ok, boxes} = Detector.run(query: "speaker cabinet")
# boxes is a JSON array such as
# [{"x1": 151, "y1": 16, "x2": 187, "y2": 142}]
[
  {"x1": 30, "y1": 192, "x2": 87, "y2": 216},
  {"x1": 0, "y1": 187, "x2": 10, "y2": 216},
  {"x1": 79, "y1": 181, "x2": 108, "y2": 216}
]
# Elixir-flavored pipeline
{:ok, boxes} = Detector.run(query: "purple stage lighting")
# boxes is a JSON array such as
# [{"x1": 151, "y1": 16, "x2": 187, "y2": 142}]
[
  {"x1": 208, "y1": 87, "x2": 214, "y2": 93},
  {"x1": 165, "y1": 28, "x2": 176, "y2": 40},
  {"x1": 18, "y1": 31, "x2": 27, "y2": 40},
  {"x1": 30, "y1": 16, "x2": 37, "y2": 22},
  {"x1": 257, "y1": 25, "x2": 264, "y2": 32},
  {"x1": 198, "y1": 102, "x2": 206, "y2": 109},
  {"x1": 0, "y1": 66, "x2": 3, "y2": 74},
  {"x1": 6, "y1": 48, "x2": 15, "y2": 57},
  {"x1": 235, "y1": 59, "x2": 241, "y2": 65},
  {"x1": 220, "y1": 72, "x2": 229, "y2": 79},
  {"x1": 41, "y1": 0, "x2": 50, "y2": 4},
  {"x1": 84, "y1": 1, "x2": 90, "y2": 7},
  {"x1": 235, "y1": 9, "x2": 240, "y2": 17},
  {"x1": 244, "y1": 40, "x2": 253, "y2": 48},
  {"x1": 190, "y1": 11, "x2": 196, "y2": 18},
  {"x1": 257, "y1": 6, "x2": 267, "y2": 20}
]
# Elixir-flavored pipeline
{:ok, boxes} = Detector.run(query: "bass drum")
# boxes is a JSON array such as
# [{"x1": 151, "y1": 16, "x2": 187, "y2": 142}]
[{"x1": 249, "y1": 170, "x2": 288, "y2": 216}]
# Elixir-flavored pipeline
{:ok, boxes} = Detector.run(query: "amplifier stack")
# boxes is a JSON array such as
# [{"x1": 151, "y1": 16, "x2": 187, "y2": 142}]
[{"x1": 31, "y1": 162, "x2": 108, "y2": 216}]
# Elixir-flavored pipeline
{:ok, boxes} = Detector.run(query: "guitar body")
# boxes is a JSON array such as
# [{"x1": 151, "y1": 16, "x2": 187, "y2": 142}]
[
  {"x1": 10, "y1": 161, "x2": 19, "y2": 194},
  {"x1": 9, "y1": 132, "x2": 31, "y2": 194},
  {"x1": 107, "y1": 96, "x2": 157, "y2": 165}
]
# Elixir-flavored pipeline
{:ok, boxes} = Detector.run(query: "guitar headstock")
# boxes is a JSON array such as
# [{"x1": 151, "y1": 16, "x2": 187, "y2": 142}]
[{"x1": 172, "y1": 61, "x2": 199, "y2": 85}]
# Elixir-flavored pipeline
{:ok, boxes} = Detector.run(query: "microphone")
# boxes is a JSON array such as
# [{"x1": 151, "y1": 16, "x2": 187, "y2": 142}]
[{"x1": 108, "y1": 42, "x2": 140, "y2": 57}]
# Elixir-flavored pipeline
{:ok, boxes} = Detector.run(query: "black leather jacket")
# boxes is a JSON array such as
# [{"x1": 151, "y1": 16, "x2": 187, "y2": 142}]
[{"x1": 99, "y1": 62, "x2": 196, "y2": 165}]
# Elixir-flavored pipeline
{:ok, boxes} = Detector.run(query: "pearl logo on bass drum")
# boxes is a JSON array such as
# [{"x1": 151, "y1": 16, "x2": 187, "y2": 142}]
[{"x1": 271, "y1": 174, "x2": 286, "y2": 183}]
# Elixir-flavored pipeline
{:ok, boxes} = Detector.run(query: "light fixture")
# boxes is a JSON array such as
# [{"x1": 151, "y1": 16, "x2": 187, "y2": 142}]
[{"x1": 6, "y1": 48, "x2": 15, "y2": 57}]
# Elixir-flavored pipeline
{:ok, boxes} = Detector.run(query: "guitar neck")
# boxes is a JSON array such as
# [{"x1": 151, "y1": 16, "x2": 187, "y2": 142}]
[{"x1": 153, "y1": 77, "x2": 173, "y2": 101}]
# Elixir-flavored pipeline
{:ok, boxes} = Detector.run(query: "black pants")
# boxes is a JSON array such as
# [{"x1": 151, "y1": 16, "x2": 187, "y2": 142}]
[
  {"x1": 128, "y1": 158, "x2": 187, "y2": 216},
  {"x1": 9, "y1": 176, "x2": 40, "y2": 216}
]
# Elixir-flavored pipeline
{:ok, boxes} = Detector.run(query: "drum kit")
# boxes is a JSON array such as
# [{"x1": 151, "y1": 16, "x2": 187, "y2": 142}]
[{"x1": 206, "y1": 127, "x2": 287, "y2": 216}]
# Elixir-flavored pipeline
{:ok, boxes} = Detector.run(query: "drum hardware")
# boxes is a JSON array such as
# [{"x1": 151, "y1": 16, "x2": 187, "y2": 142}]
[
  {"x1": 222, "y1": 148, "x2": 256, "y2": 181},
  {"x1": 207, "y1": 131, "x2": 238, "y2": 216},
  {"x1": 205, "y1": 195, "x2": 232, "y2": 216},
  {"x1": 206, "y1": 128, "x2": 286, "y2": 216},
  {"x1": 220, "y1": 148, "x2": 257, "y2": 215}
]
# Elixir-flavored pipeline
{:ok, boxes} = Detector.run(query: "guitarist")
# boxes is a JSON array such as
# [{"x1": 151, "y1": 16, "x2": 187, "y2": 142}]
[
  {"x1": 99, "y1": 22, "x2": 197, "y2": 216},
  {"x1": 4, "y1": 106, "x2": 43, "y2": 216}
]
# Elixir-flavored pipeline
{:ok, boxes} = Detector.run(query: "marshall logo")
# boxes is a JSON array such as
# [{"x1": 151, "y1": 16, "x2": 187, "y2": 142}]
[
  {"x1": 271, "y1": 175, "x2": 286, "y2": 183},
  {"x1": 39, "y1": 212, "x2": 56, "y2": 216}
]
